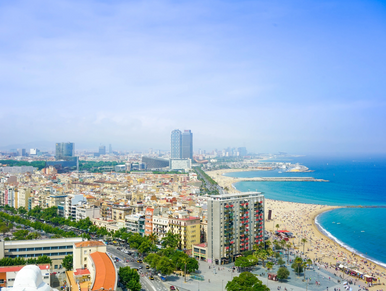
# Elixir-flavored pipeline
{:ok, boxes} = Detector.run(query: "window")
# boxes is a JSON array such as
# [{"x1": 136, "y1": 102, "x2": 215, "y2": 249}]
[
  {"x1": 8, "y1": 278, "x2": 15, "y2": 282},
  {"x1": 0, "y1": 279, "x2": 4, "y2": 283},
  {"x1": 84, "y1": 258, "x2": 87, "y2": 261},
  {"x1": 43, "y1": 247, "x2": 50, "y2": 250},
  {"x1": 44, "y1": 276, "x2": 49, "y2": 279},
  {"x1": 54, "y1": 265, "x2": 58, "y2": 269}
]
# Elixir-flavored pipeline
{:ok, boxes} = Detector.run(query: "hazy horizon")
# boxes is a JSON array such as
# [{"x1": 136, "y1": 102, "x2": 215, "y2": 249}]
[{"x1": 1, "y1": 0, "x2": 385, "y2": 154}]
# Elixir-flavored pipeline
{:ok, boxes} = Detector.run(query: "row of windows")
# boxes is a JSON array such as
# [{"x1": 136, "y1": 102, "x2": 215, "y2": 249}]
[
  {"x1": 9, "y1": 251, "x2": 72, "y2": 258},
  {"x1": 8, "y1": 245, "x2": 72, "y2": 252}
]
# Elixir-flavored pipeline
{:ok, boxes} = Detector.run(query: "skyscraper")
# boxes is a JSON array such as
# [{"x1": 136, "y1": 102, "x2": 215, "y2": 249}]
[
  {"x1": 182, "y1": 130, "x2": 193, "y2": 160},
  {"x1": 55, "y1": 142, "x2": 74, "y2": 159},
  {"x1": 99, "y1": 145, "x2": 106, "y2": 155},
  {"x1": 171, "y1": 129, "x2": 182, "y2": 159},
  {"x1": 109, "y1": 144, "x2": 112, "y2": 154},
  {"x1": 207, "y1": 192, "x2": 265, "y2": 264}
]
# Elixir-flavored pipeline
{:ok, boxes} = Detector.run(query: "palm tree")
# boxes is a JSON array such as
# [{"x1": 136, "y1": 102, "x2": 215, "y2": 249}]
[
  {"x1": 254, "y1": 249, "x2": 268, "y2": 268},
  {"x1": 148, "y1": 233, "x2": 158, "y2": 245},
  {"x1": 294, "y1": 257, "x2": 303, "y2": 276},
  {"x1": 180, "y1": 257, "x2": 188, "y2": 282},
  {"x1": 301, "y1": 238, "x2": 307, "y2": 254},
  {"x1": 275, "y1": 224, "x2": 280, "y2": 231},
  {"x1": 286, "y1": 243, "x2": 292, "y2": 264},
  {"x1": 266, "y1": 261, "x2": 274, "y2": 270}
]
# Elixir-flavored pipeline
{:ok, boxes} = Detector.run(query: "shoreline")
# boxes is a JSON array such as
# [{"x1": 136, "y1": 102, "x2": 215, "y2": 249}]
[{"x1": 207, "y1": 169, "x2": 386, "y2": 287}]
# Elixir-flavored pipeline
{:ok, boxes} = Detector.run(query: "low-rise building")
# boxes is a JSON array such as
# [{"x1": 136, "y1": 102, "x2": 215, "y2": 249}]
[
  {"x1": 0, "y1": 238, "x2": 83, "y2": 272},
  {"x1": 168, "y1": 216, "x2": 200, "y2": 251},
  {"x1": 125, "y1": 214, "x2": 145, "y2": 236}
]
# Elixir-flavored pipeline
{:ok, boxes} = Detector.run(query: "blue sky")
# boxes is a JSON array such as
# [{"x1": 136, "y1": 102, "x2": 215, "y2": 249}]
[{"x1": 0, "y1": 0, "x2": 385, "y2": 153}]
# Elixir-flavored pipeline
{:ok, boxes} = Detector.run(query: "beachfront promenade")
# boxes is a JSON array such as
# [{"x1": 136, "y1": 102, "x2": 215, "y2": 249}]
[
  {"x1": 161, "y1": 258, "x2": 366, "y2": 291},
  {"x1": 206, "y1": 169, "x2": 386, "y2": 290}
]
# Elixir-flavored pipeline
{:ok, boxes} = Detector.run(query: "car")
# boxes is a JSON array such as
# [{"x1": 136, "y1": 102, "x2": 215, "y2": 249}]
[
  {"x1": 149, "y1": 276, "x2": 154, "y2": 280},
  {"x1": 146, "y1": 265, "x2": 150, "y2": 269},
  {"x1": 137, "y1": 260, "x2": 142, "y2": 263},
  {"x1": 138, "y1": 266, "x2": 143, "y2": 269},
  {"x1": 170, "y1": 286, "x2": 176, "y2": 290}
]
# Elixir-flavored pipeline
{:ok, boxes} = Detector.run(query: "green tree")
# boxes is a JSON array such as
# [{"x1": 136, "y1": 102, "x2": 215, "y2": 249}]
[
  {"x1": 147, "y1": 233, "x2": 158, "y2": 244},
  {"x1": 138, "y1": 240, "x2": 155, "y2": 255},
  {"x1": 18, "y1": 207, "x2": 27, "y2": 215},
  {"x1": 254, "y1": 249, "x2": 268, "y2": 268},
  {"x1": 301, "y1": 238, "x2": 307, "y2": 253},
  {"x1": 277, "y1": 267, "x2": 290, "y2": 281},
  {"x1": 128, "y1": 233, "x2": 144, "y2": 249},
  {"x1": 235, "y1": 257, "x2": 252, "y2": 270},
  {"x1": 226, "y1": 272, "x2": 269, "y2": 291},
  {"x1": 275, "y1": 224, "x2": 280, "y2": 231},
  {"x1": 144, "y1": 254, "x2": 161, "y2": 269},
  {"x1": 278, "y1": 257, "x2": 286, "y2": 266},
  {"x1": 62, "y1": 255, "x2": 73, "y2": 271},
  {"x1": 291, "y1": 257, "x2": 303, "y2": 275},
  {"x1": 119, "y1": 267, "x2": 141, "y2": 291},
  {"x1": 266, "y1": 262, "x2": 274, "y2": 270},
  {"x1": 156, "y1": 257, "x2": 175, "y2": 275},
  {"x1": 161, "y1": 232, "x2": 180, "y2": 249},
  {"x1": 127, "y1": 280, "x2": 141, "y2": 291}
]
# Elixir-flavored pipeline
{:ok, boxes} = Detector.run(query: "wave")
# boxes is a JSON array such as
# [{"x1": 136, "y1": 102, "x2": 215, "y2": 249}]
[{"x1": 315, "y1": 213, "x2": 386, "y2": 269}]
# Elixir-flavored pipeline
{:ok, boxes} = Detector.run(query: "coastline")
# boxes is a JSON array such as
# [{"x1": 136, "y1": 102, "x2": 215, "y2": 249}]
[{"x1": 207, "y1": 169, "x2": 386, "y2": 287}]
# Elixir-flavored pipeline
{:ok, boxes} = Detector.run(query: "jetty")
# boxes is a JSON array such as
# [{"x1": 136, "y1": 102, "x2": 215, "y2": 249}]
[{"x1": 233, "y1": 177, "x2": 329, "y2": 182}]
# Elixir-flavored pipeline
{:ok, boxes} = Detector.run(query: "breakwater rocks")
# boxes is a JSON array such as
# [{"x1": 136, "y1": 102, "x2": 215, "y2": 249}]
[{"x1": 233, "y1": 177, "x2": 329, "y2": 182}]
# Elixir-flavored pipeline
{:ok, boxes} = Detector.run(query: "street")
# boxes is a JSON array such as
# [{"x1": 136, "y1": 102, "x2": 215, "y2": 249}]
[{"x1": 107, "y1": 245, "x2": 169, "y2": 291}]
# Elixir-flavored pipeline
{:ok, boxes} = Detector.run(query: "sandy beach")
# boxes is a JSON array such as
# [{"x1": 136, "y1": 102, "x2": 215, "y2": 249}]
[{"x1": 207, "y1": 169, "x2": 386, "y2": 289}]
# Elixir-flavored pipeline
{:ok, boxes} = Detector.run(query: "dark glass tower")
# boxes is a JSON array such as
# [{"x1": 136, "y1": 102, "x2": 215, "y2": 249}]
[
  {"x1": 182, "y1": 130, "x2": 193, "y2": 160},
  {"x1": 55, "y1": 142, "x2": 74, "y2": 159}
]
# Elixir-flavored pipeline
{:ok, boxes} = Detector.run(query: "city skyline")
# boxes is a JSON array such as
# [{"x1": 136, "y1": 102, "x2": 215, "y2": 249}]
[{"x1": 1, "y1": 0, "x2": 386, "y2": 154}]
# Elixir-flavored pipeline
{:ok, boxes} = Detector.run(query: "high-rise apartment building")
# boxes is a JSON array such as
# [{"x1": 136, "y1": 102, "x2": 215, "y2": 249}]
[
  {"x1": 17, "y1": 149, "x2": 26, "y2": 157},
  {"x1": 207, "y1": 192, "x2": 265, "y2": 264},
  {"x1": 99, "y1": 145, "x2": 106, "y2": 155},
  {"x1": 182, "y1": 130, "x2": 193, "y2": 160},
  {"x1": 171, "y1": 129, "x2": 182, "y2": 159},
  {"x1": 55, "y1": 142, "x2": 74, "y2": 159}
]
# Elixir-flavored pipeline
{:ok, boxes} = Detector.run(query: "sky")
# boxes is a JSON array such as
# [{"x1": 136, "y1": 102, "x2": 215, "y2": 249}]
[{"x1": 0, "y1": 0, "x2": 386, "y2": 154}]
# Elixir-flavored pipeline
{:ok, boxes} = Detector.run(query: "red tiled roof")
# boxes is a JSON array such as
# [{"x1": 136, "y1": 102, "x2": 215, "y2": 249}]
[
  {"x1": 75, "y1": 241, "x2": 105, "y2": 248},
  {"x1": 193, "y1": 243, "x2": 207, "y2": 248},
  {"x1": 90, "y1": 252, "x2": 116, "y2": 291},
  {"x1": 0, "y1": 264, "x2": 50, "y2": 273},
  {"x1": 74, "y1": 268, "x2": 91, "y2": 276}
]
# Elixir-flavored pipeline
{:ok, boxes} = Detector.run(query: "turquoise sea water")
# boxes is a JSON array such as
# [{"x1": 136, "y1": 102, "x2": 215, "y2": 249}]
[{"x1": 227, "y1": 155, "x2": 386, "y2": 267}]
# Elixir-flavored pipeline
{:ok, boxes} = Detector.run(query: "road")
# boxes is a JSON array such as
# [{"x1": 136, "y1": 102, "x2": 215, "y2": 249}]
[
  {"x1": 107, "y1": 246, "x2": 169, "y2": 291},
  {"x1": 195, "y1": 168, "x2": 223, "y2": 194}
]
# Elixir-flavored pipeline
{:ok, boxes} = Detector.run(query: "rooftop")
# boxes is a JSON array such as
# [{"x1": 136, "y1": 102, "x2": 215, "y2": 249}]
[
  {"x1": 74, "y1": 241, "x2": 105, "y2": 248},
  {"x1": 90, "y1": 252, "x2": 116, "y2": 291}
]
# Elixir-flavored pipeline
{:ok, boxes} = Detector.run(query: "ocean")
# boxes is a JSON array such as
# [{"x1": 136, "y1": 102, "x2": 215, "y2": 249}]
[{"x1": 227, "y1": 155, "x2": 386, "y2": 267}]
